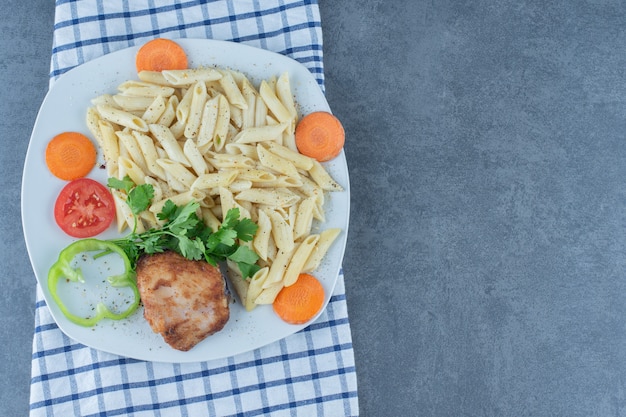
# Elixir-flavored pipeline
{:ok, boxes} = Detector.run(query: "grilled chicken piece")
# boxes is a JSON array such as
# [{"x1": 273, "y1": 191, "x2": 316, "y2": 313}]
[{"x1": 136, "y1": 251, "x2": 230, "y2": 351}]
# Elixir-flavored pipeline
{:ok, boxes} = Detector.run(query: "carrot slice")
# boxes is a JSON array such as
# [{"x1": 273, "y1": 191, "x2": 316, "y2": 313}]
[
  {"x1": 273, "y1": 273, "x2": 325, "y2": 324},
  {"x1": 135, "y1": 38, "x2": 188, "y2": 73},
  {"x1": 295, "y1": 111, "x2": 345, "y2": 162},
  {"x1": 45, "y1": 132, "x2": 97, "y2": 181}
]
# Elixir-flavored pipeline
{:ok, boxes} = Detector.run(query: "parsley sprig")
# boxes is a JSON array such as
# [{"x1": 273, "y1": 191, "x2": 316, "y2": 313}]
[{"x1": 107, "y1": 176, "x2": 261, "y2": 278}]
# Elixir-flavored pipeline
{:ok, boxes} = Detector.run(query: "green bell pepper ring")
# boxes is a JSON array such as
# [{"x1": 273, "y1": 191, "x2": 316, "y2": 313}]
[{"x1": 48, "y1": 238, "x2": 140, "y2": 326}]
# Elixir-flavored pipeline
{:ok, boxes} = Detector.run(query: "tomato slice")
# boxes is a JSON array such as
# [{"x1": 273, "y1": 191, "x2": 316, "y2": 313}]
[{"x1": 54, "y1": 178, "x2": 116, "y2": 238}]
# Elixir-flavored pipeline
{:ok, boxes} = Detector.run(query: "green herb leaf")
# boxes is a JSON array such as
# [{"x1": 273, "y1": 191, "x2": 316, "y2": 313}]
[
  {"x1": 127, "y1": 184, "x2": 154, "y2": 215},
  {"x1": 106, "y1": 197, "x2": 261, "y2": 278},
  {"x1": 107, "y1": 176, "x2": 135, "y2": 193}
]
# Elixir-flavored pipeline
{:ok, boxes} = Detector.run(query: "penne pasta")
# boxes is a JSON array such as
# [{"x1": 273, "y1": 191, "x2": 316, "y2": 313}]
[
  {"x1": 259, "y1": 80, "x2": 292, "y2": 124},
  {"x1": 233, "y1": 123, "x2": 288, "y2": 144},
  {"x1": 308, "y1": 160, "x2": 344, "y2": 191},
  {"x1": 148, "y1": 123, "x2": 190, "y2": 166},
  {"x1": 116, "y1": 130, "x2": 149, "y2": 174},
  {"x1": 183, "y1": 139, "x2": 210, "y2": 176},
  {"x1": 96, "y1": 119, "x2": 120, "y2": 176},
  {"x1": 253, "y1": 209, "x2": 272, "y2": 261},
  {"x1": 257, "y1": 144, "x2": 300, "y2": 178},
  {"x1": 266, "y1": 141, "x2": 314, "y2": 170},
  {"x1": 132, "y1": 131, "x2": 166, "y2": 180},
  {"x1": 96, "y1": 104, "x2": 149, "y2": 132},
  {"x1": 149, "y1": 189, "x2": 206, "y2": 214},
  {"x1": 283, "y1": 235, "x2": 319, "y2": 286},
  {"x1": 213, "y1": 94, "x2": 230, "y2": 151},
  {"x1": 235, "y1": 187, "x2": 300, "y2": 207},
  {"x1": 245, "y1": 267, "x2": 269, "y2": 311},
  {"x1": 113, "y1": 95, "x2": 155, "y2": 112},
  {"x1": 184, "y1": 81, "x2": 208, "y2": 139},
  {"x1": 156, "y1": 158, "x2": 197, "y2": 189},
  {"x1": 141, "y1": 95, "x2": 167, "y2": 124},
  {"x1": 293, "y1": 196, "x2": 316, "y2": 241},
  {"x1": 118, "y1": 155, "x2": 147, "y2": 186},
  {"x1": 219, "y1": 70, "x2": 248, "y2": 110},
  {"x1": 161, "y1": 68, "x2": 223, "y2": 85},
  {"x1": 275, "y1": 72, "x2": 298, "y2": 119},
  {"x1": 191, "y1": 171, "x2": 238, "y2": 191},
  {"x1": 302, "y1": 228, "x2": 341, "y2": 272},
  {"x1": 266, "y1": 208, "x2": 295, "y2": 252},
  {"x1": 117, "y1": 80, "x2": 176, "y2": 97},
  {"x1": 137, "y1": 70, "x2": 171, "y2": 86}
]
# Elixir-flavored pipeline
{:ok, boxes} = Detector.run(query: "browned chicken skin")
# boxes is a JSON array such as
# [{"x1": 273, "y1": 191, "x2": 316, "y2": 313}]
[{"x1": 136, "y1": 251, "x2": 230, "y2": 351}]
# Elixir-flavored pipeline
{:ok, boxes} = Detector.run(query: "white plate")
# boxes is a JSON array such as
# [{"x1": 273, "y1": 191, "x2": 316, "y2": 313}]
[{"x1": 21, "y1": 39, "x2": 350, "y2": 363}]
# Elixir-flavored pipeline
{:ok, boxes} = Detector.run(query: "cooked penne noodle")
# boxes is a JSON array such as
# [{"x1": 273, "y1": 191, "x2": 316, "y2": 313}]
[
  {"x1": 257, "y1": 144, "x2": 299, "y2": 178},
  {"x1": 219, "y1": 70, "x2": 248, "y2": 110},
  {"x1": 235, "y1": 187, "x2": 300, "y2": 207},
  {"x1": 259, "y1": 80, "x2": 292, "y2": 124},
  {"x1": 132, "y1": 131, "x2": 166, "y2": 180},
  {"x1": 254, "y1": 95, "x2": 268, "y2": 127},
  {"x1": 184, "y1": 81, "x2": 208, "y2": 139},
  {"x1": 230, "y1": 104, "x2": 243, "y2": 129},
  {"x1": 207, "y1": 152, "x2": 256, "y2": 170},
  {"x1": 308, "y1": 160, "x2": 344, "y2": 191},
  {"x1": 183, "y1": 139, "x2": 210, "y2": 176},
  {"x1": 116, "y1": 130, "x2": 149, "y2": 173},
  {"x1": 245, "y1": 267, "x2": 269, "y2": 311},
  {"x1": 111, "y1": 189, "x2": 133, "y2": 233},
  {"x1": 96, "y1": 104, "x2": 149, "y2": 132},
  {"x1": 96, "y1": 119, "x2": 120, "y2": 176},
  {"x1": 235, "y1": 169, "x2": 277, "y2": 183},
  {"x1": 233, "y1": 123, "x2": 288, "y2": 144},
  {"x1": 156, "y1": 158, "x2": 197, "y2": 189},
  {"x1": 253, "y1": 209, "x2": 272, "y2": 261},
  {"x1": 293, "y1": 196, "x2": 316, "y2": 241},
  {"x1": 302, "y1": 228, "x2": 341, "y2": 272},
  {"x1": 254, "y1": 282, "x2": 283, "y2": 305},
  {"x1": 253, "y1": 175, "x2": 303, "y2": 188},
  {"x1": 149, "y1": 189, "x2": 206, "y2": 214},
  {"x1": 262, "y1": 247, "x2": 294, "y2": 289},
  {"x1": 156, "y1": 95, "x2": 178, "y2": 126},
  {"x1": 213, "y1": 94, "x2": 231, "y2": 151},
  {"x1": 218, "y1": 186, "x2": 250, "y2": 219},
  {"x1": 117, "y1": 80, "x2": 175, "y2": 97},
  {"x1": 201, "y1": 207, "x2": 221, "y2": 232},
  {"x1": 161, "y1": 68, "x2": 222, "y2": 85},
  {"x1": 275, "y1": 72, "x2": 298, "y2": 119},
  {"x1": 191, "y1": 171, "x2": 238, "y2": 191},
  {"x1": 175, "y1": 86, "x2": 194, "y2": 125},
  {"x1": 283, "y1": 235, "x2": 319, "y2": 287},
  {"x1": 118, "y1": 155, "x2": 146, "y2": 185},
  {"x1": 86, "y1": 106, "x2": 103, "y2": 140},
  {"x1": 141, "y1": 95, "x2": 167, "y2": 124},
  {"x1": 148, "y1": 123, "x2": 190, "y2": 166},
  {"x1": 90, "y1": 94, "x2": 117, "y2": 107},
  {"x1": 224, "y1": 143, "x2": 259, "y2": 159},
  {"x1": 197, "y1": 95, "x2": 219, "y2": 149},
  {"x1": 137, "y1": 70, "x2": 171, "y2": 86},
  {"x1": 266, "y1": 141, "x2": 314, "y2": 170},
  {"x1": 112, "y1": 95, "x2": 155, "y2": 112},
  {"x1": 266, "y1": 209, "x2": 295, "y2": 252},
  {"x1": 241, "y1": 77, "x2": 258, "y2": 129},
  {"x1": 229, "y1": 179, "x2": 252, "y2": 192}
]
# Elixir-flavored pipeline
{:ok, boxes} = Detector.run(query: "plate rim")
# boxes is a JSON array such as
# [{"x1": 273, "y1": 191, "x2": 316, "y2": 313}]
[{"x1": 21, "y1": 38, "x2": 350, "y2": 363}]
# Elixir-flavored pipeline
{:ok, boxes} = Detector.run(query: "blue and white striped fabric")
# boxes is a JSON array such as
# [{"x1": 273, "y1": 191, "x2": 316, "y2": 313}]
[{"x1": 29, "y1": 1, "x2": 358, "y2": 416}]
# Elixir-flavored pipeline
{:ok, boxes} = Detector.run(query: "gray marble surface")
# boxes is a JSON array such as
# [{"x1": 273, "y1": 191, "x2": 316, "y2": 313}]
[{"x1": 4, "y1": 1, "x2": 626, "y2": 416}]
